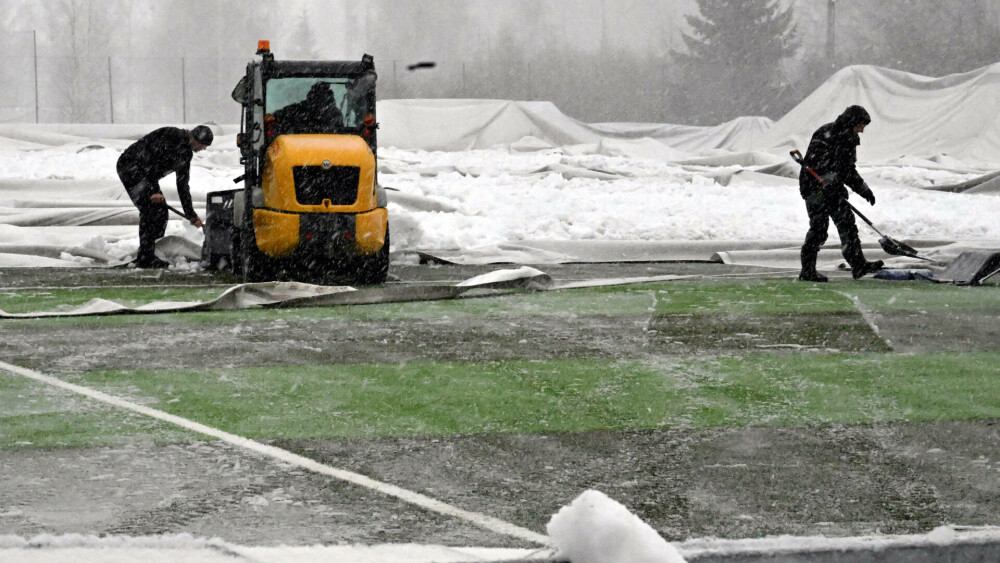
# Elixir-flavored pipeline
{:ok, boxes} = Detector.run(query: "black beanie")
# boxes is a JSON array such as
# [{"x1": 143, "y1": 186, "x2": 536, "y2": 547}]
[{"x1": 191, "y1": 125, "x2": 214, "y2": 146}]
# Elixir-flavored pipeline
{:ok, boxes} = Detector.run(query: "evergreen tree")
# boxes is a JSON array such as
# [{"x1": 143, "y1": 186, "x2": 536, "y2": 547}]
[
  {"x1": 287, "y1": 10, "x2": 321, "y2": 60},
  {"x1": 669, "y1": 0, "x2": 798, "y2": 124}
]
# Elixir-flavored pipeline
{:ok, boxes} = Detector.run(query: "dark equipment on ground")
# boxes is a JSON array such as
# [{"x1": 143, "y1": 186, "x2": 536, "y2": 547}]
[
  {"x1": 936, "y1": 250, "x2": 1000, "y2": 285},
  {"x1": 203, "y1": 41, "x2": 388, "y2": 285},
  {"x1": 790, "y1": 149, "x2": 932, "y2": 262}
]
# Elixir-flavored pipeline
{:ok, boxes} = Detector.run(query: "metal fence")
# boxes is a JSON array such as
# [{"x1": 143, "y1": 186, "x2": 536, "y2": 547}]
[
  {"x1": 0, "y1": 32, "x2": 674, "y2": 125},
  {"x1": 0, "y1": 55, "x2": 507, "y2": 125},
  {"x1": 2, "y1": 57, "x2": 248, "y2": 124},
  {"x1": 0, "y1": 55, "x2": 548, "y2": 125},
  {"x1": 0, "y1": 32, "x2": 245, "y2": 124}
]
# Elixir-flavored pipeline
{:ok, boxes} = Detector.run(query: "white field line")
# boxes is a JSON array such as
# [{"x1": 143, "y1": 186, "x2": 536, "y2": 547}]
[
  {"x1": 0, "y1": 359, "x2": 550, "y2": 546},
  {"x1": 836, "y1": 291, "x2": 893, "y2": 350}
]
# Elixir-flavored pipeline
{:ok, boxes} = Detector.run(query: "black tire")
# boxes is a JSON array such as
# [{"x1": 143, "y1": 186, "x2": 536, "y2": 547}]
[
  {"x1": 230, "y1": 229, "x2": 244, "y2": 275},
  {"x1": 241, "y1": 225, "x2": 275, "y2": 282},
  {"x1": 353, "y1": 225, "x2": 390, "y2": 286}
]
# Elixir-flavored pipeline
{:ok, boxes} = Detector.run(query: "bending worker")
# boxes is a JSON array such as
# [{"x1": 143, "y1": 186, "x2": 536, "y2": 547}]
[
  {"x1": 798, "y1": 105, "x2": 883, "y2": 282},
  {"x1": 117, "y1": 125, "x2": 212, "y2": 268}
]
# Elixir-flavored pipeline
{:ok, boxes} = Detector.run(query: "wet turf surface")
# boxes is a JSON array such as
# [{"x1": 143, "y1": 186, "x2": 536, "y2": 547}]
[{"x1": 2, "y1": 262, "x2": 1000, "y2": 546}]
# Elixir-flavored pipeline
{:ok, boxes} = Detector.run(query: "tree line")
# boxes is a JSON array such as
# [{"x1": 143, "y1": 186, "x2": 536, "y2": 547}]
[{"x1": 5, "y1": 0, "x2": 1000, "y2": 125}]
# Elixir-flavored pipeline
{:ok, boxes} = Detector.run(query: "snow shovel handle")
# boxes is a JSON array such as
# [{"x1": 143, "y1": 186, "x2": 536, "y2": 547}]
[
  {"x1": 163, "y1": 202, "x2": 203, "y2": 230},
  {"x1": 164, "y1": 202, "x2": 187, "y2": 220},
  {"x1": 789, "y1": 150, "x2": 825, "y2": 183},
  {"x1": 841, "y1": 199, "x2": 886, "y2": 237}
]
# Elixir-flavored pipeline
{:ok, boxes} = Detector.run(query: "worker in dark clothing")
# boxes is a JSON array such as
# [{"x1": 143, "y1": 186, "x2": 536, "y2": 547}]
[
  {"x1": 117, "y1": 125, "x2": 212, "y2": 268},
  {"x1": 274, "y1": 82, "x2": 344, "y2": 135},
  {"x1": 798, "y1": 105, "x2": 883, "y2": 282}
]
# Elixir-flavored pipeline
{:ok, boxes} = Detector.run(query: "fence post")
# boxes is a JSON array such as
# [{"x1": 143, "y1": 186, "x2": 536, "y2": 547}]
[
  {"x1": 527, "y1": 62, "x2": 532, "y2": 101},
  {"x1": 181, "y1": 57, "x2": 187, "y2": 124},
  {"x1": 33, "y1": 30, "x2": 39, "y2": 123},
  {"x1": 108, "y1": 56, "x2": 114, "y2": 123}
]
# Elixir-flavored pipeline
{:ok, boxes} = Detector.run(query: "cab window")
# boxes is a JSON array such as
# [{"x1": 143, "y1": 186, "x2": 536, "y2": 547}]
[{"x1": 266, "y1": 77, "x2": 371, "y2": 131}]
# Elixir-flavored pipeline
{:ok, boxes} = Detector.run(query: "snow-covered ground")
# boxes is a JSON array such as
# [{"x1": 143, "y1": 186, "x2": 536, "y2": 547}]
[
  {"x1": 5, "y1": 63, "x2": 1000, "y2": 270},
  {"x1": 1, "y1": 127, "x2": 998, "y2": 270},
  {"x1": 380, "y1": 145, "x2": 998, "y2": 251}
]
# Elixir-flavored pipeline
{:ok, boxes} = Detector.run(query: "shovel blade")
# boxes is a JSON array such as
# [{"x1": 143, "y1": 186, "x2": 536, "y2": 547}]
[
  {"x1": 878, "y1": 236, "x2": 916, "y2": 256},
  {"x1": 878, "y1": 236, "x2": 933, "y2": 261}
]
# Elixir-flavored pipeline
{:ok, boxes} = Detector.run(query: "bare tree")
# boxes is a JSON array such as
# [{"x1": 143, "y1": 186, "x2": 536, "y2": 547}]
[{"x1": 43, "y1": 0, "x2": 121, "y2": 122}]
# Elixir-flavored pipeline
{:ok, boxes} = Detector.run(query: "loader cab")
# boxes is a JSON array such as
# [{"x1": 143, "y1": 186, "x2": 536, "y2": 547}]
[
  {"x1": 207, "y1": 42, "x2": 388, "y2": 285},
  {"x1": 232, "y1": 48, "x2": 378, "y2": 166}
]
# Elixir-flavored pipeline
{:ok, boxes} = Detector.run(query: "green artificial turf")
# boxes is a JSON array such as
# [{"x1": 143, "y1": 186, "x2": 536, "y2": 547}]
[
  {"x1": 4, "y1": 278, "x2": 1000, "y2": 449},
  {"x1": 0, "y1": 374, "x2": 194, "y2": 448},
  {"x1": 4, "y1": 352, "x2": 998, "y2": 448},
  {"x1": 605, "y1": 280, "x2": 861, "y2": 315},
  {"x1": 842, "y1": 283, "x2": 1000, "y2": 311}
]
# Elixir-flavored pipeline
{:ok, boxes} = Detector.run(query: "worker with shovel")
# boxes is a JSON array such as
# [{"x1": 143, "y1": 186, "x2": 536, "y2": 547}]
[
  {"x1": 797, "y1": 105, "x2": 883, "y2": 282},
  {"x1": 117, "y1": 125, "x2": 212, "y2": 268}
]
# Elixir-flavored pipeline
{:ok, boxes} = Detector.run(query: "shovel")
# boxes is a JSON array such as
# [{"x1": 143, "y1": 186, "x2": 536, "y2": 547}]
[
  {"x1": 164, "y1": 202, "x2": 203, "y2": 230},
  {"x1": 789, "y1": 150, "x2": 932, "y2": 261}
]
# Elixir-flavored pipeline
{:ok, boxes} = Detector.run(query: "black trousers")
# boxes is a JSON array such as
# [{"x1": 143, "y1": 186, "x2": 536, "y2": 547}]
[
  {"x1": 801, "y1": 193, "x2": 867, "y2": 272},
  {"x1": 124, "y1": 179, "x2": 167, "y2": 261}
]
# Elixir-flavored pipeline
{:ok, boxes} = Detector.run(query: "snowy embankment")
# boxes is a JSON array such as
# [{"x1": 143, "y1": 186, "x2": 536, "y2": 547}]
[
  {"x1": 1, "y1": 124, "x2": 998, "y2": 269},
  {"x1": 6, "y1": 60, "x2": 1000, "y2": 267}
]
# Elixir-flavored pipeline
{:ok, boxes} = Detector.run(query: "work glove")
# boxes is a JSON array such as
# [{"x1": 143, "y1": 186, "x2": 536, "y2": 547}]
[
  {"x1": 818, "y1": 172, "x2": 839, "y2": 185},
  {"x1": 859, "y1": 184, "x2": 875, "y2": 206}
]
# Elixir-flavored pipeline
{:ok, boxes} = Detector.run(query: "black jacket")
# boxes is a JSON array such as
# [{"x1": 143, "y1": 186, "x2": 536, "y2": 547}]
[
  {"x1": 799, "y1": 106, "x2": 874, "y2": 202},
  {"x1": 117, "y1": 127, "x2": 197, "y2": 219},
  {"x1": 274, "y1": 83, "x2": 344, "y2": 135}
]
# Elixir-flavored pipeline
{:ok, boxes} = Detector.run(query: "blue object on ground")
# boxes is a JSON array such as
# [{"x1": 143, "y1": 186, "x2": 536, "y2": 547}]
[{"x1": 874, "y1": 269, "x2": 935, "y2": 281}]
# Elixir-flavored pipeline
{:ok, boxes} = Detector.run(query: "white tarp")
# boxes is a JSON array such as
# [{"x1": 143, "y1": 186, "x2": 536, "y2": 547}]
[
  {"x1": 2, "y1": 62, "x2": 1000, "y2": 269},
  {"x1": 0, "y1": 267, "x2": 698, "y2": 319},
  {"x1": 5, "y1": 62, "x2": 1000, "y2": 162},
  {"x1": 376, "y1": 99, "x2": 773, "y2": 154},
  {"x1": 378, "y1": 63, "x2": 1000, "y2": 167},
  {"x1": 757, "y1": 63, "x2": 1000, "y2": 166}
]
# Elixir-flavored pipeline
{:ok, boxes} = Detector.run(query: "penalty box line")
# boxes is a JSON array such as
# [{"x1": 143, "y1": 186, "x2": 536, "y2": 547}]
[{"x1": 0, "y1": 360, "x2": 550, "y2": 546}]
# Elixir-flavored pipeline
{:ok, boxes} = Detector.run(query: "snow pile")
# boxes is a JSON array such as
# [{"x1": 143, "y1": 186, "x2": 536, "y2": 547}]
[
  {"x1": 547, "y1": 489, "x2": 686, "y2": 563},
  {"x1": 379, "y1": 145, "x2": 1000, "y2": 258},
  {"x1": 3, "y1": 125, "x2": 1000, "y2": 269}
]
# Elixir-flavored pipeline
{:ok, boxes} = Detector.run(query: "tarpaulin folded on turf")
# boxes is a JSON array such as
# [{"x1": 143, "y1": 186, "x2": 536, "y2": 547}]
[
  {"x1": 0, "y1": 267, "x2": 692, "y2": 319},
  {"x1": 416, "y1": 239, "x2": 800, "y2": 265}
]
